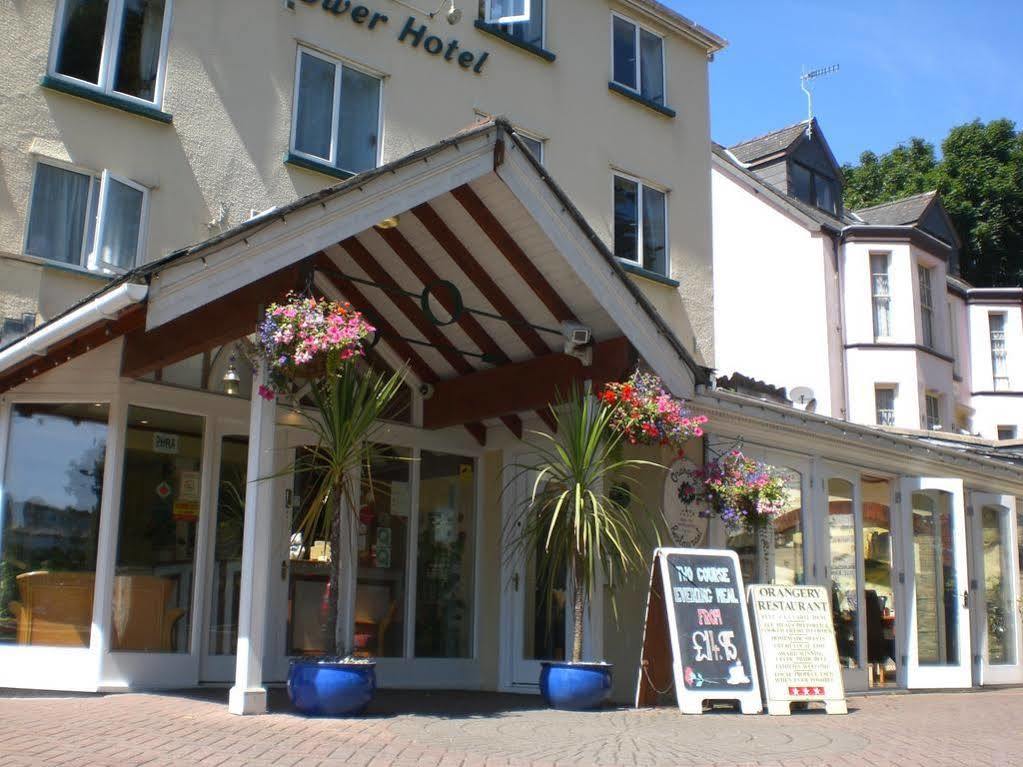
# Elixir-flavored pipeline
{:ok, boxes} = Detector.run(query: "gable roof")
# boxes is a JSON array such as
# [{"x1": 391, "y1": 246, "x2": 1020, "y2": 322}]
[
  {"x1": 728, "y1": 120, "x2": 811, "y2": 165},
  {"x1": 854, "y1": 191, "x2": 937, "y2": 226}
]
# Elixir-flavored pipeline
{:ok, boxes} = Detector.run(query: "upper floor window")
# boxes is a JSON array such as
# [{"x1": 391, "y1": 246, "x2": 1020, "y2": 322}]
[
  {"x1": 924, "y1": 392, "x2": 941, "y2": 431},
  {"x1": 918, "y1": 265, "x2": 934, "y2": 348},
  {"x1": 789, "y1": 161, "x2": 838, "y2": 215},
  {"x1": 50, "y1": 0, "x2": 172, "y2": 106},
  {"x1": 291, "y1": 48, "x2": 381, "y2": 176},
  {"x1": 613, "y1": 173, "x2": 667, "y2": 277},
  {"x1": 990, "y1": 312, "x2": 1009, "y2": 390},
  {"x1": 875, "y1": 386, "x2": 896, "y2": 426},
  {"x1": 25, "y1": 160, "x2": 146, "y2": 273},
  {"x1": 870, "y1": 253, "x2": 892, "y2": 339},
  {"x1": 998, "y1": 425, "x2": 1017, "y2": 441},
  {"x1": 480, "y1": 0, "x2": 543, "y2": 49},
  {"x1": 611, "y1": 15, "x2": 665, "y2": 106}
]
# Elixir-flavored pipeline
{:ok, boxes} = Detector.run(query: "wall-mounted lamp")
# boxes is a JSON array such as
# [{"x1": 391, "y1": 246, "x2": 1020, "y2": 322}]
[{"x1": 375, "y1": 215, "x2": 401, "y2": 230}]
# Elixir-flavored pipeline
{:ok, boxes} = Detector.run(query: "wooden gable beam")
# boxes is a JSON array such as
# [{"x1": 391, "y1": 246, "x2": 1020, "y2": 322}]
[
  {"x1": 450, "y1": 184, "x2": 577, "y2": 324},
  {"x1": 423, "y1": 337, "x2": 636, "y2": 431},
  {"x1": 373, "y1": 226, "x2": 524, "y2": 439},
  {"x1": 0, "y1": 306, "x2": 145, "y2": 394},
  {"x1": 122, "y1": 264, "x2": 302, "y2": 379}
]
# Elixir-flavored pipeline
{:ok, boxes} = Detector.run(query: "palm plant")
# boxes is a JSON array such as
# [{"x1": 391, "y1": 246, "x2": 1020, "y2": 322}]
[
  {"x1": 288, "y1": 354, "x2": 406, "y2": 657},
  {"x1": 508, "y1": 386, "x2": 666, "y2": 663}
]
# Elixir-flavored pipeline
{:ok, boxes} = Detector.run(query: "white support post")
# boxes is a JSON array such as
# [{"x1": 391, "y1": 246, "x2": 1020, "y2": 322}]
[{"x1": 229, "y1": 365, "x2": 278, "y2": 715}]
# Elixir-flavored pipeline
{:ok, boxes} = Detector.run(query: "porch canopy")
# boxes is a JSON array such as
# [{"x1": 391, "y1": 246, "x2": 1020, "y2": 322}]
[
  {"x1": 0, "y1": 119, "x2": 706, "y2": 712},
  {"x1": 0, "y1": 119, "x2": 703, "y2": 440}
]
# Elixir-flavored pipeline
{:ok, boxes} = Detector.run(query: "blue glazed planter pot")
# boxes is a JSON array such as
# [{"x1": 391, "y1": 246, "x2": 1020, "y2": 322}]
[
  {"x1": 539, "y1": 661, "x2": 613, "y2": 710},
  {"x1": 287, "y1": 659, "x2": 376, "y2": 716}
]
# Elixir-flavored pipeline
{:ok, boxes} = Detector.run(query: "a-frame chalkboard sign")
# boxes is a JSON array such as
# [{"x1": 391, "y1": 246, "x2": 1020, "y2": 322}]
[{"x1": 635, "y1": 548, "x2": 762, "y2": 714}]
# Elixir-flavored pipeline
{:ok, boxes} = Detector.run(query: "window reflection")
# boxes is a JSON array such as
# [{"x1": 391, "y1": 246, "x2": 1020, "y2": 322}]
[
  {"x1": 726, "y1": 464, "x2": 802, "y2": 586},
  {"x1": 862, "y1": 476, "x2": 897, "y2": 687},
  {"x1": 912, "y1": 491, "x2": 958, "y2": 666},
  {"x1": 828, "y1": 478, "x2": 859, "y2": 669},
  {"x1": 354, "y1": 445, "x2": 411, "y2": 658},
  {"x1": 113, "y1": 406, "x2": 203, "y2": 653},
  {"x1": 1, "y1": 403, "x2": 109, "y2": 647},
  {"x1": 207, "y1": 436, "x2": 247, "y2": 656},
  {"x1": 981, "y1": 505, "x2": 1016, "y2": 665},
  {"x1": 415, "y1": 451, "x2": 476, "y2": 658}
]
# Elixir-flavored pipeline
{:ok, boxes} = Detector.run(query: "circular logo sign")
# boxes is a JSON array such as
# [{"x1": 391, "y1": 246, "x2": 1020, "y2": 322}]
[{"x1": 662, "y1": 458, "x2": 709, "y2": 548}]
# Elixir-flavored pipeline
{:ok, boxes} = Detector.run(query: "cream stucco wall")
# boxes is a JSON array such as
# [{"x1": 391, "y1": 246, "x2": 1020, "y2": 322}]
[
  {"x1": 0, "y1": 0, "x2": 716, "y2": 362},
  {"x1": 966, "y1": 301, "x2": 1023, "y2": 438}
]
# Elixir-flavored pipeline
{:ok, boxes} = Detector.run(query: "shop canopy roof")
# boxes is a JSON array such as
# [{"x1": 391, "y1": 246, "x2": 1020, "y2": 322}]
[{"x1": 0, "y1": 119, "x2": 706, "y2": 444}]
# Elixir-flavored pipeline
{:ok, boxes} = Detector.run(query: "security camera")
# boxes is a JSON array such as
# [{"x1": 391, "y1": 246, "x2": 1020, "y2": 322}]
[
  {"x1": 561, "y1": 321, "x2": 591, "y2": 348},
  {"x1": 418, "y1": 382, "x2": 435, "y2": 399}
]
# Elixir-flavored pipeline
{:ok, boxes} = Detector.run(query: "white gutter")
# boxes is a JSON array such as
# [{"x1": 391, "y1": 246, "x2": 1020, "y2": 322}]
[{"x1": 0, "y1": 281, "x2": 148, "y2": 375}]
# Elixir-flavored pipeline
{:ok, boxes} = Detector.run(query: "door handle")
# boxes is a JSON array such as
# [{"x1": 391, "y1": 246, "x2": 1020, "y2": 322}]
[
  {"x1": 512, "y1": 573, "x2": 520, "y2": 592},
  {"x1": 962, "y1": 590, "x2": 969, "y2": 609},
  {"x1": 281, "y1": 560, "x2": 288, "y2": 581}
]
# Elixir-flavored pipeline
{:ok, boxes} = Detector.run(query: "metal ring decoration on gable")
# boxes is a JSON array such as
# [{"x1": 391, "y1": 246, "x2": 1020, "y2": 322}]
[{"x1": 420, "y1": 280, "x2": 464, "y2": 327}]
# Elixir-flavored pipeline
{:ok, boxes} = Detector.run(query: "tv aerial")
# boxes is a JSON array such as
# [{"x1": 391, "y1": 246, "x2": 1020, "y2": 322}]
[{"x1": 800, "y1": 64, "x2": 839, "y2": 138}]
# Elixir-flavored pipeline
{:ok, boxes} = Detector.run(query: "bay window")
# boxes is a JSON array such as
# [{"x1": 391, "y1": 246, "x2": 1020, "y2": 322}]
[
  {"x1": 25, "y1": 160, "x2": 147, "y2": 273},
  {"x1": 874, "y1": 386, "x2": 896, "y2": 426},
  {"x1": 611, "y1": 15, "x2": 665, "y2": 106},
  {"x1": 50, "y1": 0, "x2": 172, "y2": 106},
  {"x1": 613, "y1": 173, "x2": 668, "y2": 277},
  {"x1": 925, "y1": 393, "x2": 941, "y2": 431},
  {"x1": 990, "y1": 313, "x2": 1009, "y2": 390},
  {"x1": 870, "y1": 253, "x2": 892, "y2": 339},
  {"x1": 918, "y1": 265, "x2": 934, "y2": 348},
  {"x1": 290, "y1": 47, "x2": 382, "y2": 177}
]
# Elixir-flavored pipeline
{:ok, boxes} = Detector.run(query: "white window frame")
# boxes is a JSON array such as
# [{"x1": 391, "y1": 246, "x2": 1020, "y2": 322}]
[
  {"x1": 289, "y1": 45, "x2": 384, "y2": 175},
  {"x1": 47, "y1": 0, "x2": 174, "y2": 109},
  {"x1": 874, "y1": 385, "x2": 896, "y2": 427},
  {"x1": 990, "y1": 312, "x2": 1009, "y2": 391},
  {"x1": 485, "y1": 0, "x2": 531, "y2": 24},
  {"x1": 23, "y1": 158, "x2": 148, "y2": 275},
  {"x1": 870, "y1": 252, "x2": 892, "y2": 340},
  {"x1": 924, "y1": 392, "x2": 941, "y2": 431},
  {"x1": 918, "y1": 264, "x2": 934, "y2": 348},
  {"x1": 609, "y1": 12, "x2": 667, "y2": 102},
  {"x1": 512, "y1": 129, "x2": 545, "y2": 165},
  {"x1": 611, "y1": 170, "x2": 669, "y2": 276}
]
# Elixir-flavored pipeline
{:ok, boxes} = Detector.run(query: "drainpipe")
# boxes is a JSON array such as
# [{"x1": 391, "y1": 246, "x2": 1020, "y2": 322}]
[{"x1": 0, "y1": 281, "x2": 148, "y2": 374}]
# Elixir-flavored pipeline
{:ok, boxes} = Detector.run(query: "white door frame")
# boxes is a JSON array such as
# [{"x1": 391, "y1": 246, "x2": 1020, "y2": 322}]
[
  {"x1": 899, "y1": 477, "x2": 972, "y2": 689},
  {"x1": 198, "y1": 417, "x2": 251, "y2": 683},
  {"x1": 969, "y1": 491, "x2": 1023, "y2": 685},
  {"x1": 498, "y1": 448, "x2": 602, "y2": 692},
  {"x1": 816, "y1": 463, "x2": 868, "y2": 692}
]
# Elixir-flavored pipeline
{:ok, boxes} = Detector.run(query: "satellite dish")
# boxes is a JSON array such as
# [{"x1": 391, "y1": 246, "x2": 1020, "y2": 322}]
[{"x1": 790, "y1": 386, "x2": 816, "y2": 410}]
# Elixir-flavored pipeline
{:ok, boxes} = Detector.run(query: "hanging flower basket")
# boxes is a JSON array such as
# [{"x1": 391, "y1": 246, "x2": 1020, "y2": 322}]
[
  {"x1": 257, "y1": 292, "x2": 375, "y2": 398},
  {"x1": 677, "y1": 450, "x2": 788, "y2": 533},
  {"x1": 600, "y1": 371, "x2": 708, "y2": 452}
]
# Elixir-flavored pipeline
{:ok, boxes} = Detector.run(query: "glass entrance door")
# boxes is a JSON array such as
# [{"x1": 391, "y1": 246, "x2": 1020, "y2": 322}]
[
  {"x1": 900, "y1": 477, "x2": 971, "y2": 688},
  {"x1": 500, "y1": 452, "x2": 586, "y2": 691},
  {"x1": 970, "y1": 492, "x2": 1023, "y2": 685},
  {"x1": 819, "y1": 467, "x2": 867, "y2": 691}
]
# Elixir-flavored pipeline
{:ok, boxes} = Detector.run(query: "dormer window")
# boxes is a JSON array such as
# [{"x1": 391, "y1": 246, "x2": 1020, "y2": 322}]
[{"x1": 789, "y1": 160, "x2": 838, "y2": 215}]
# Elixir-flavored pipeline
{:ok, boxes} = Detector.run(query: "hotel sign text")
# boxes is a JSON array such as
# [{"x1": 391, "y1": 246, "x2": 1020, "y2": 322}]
[{"x1": 298, "y1": 0, "x2": 492, "y2": 74}]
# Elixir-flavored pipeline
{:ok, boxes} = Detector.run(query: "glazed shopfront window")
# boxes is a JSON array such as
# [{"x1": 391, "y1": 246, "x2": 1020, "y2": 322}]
[
  {"x1": 726, "y1": 465, "x2": 803, "y2": 586},
  {"x1": 207, "y1": 435, "x2": 247, "y2": 656},
  {"x1": 415, "y1": 451, "x2": 476, "y2": 658},
  {"x1": 112, "y1": 406, "x2": 203, "y2": 653},
  {"x1": 0, "y1": 403, "x2": 109, "y2": 647}
]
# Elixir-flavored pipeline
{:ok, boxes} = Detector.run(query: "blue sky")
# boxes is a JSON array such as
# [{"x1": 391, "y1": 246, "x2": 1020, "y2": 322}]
[{"x1": 666, "y1": 1, "x2": 1023, "y2": 166}]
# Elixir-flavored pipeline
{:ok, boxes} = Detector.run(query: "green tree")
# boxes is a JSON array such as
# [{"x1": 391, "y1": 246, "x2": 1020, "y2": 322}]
[{"x1": 843, "y1": 119, "x2": 1023, "y2": 287}]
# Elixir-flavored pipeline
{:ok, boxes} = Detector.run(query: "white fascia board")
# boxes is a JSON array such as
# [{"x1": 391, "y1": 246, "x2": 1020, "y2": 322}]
[
  {"x1": 696, "y1": 387, "x2": 1023, "y2": 492},
  {"x1": 145, "y1": 131, "x2": 500, "y2": 331},
  {"x1": 0, "y1": 282, "x2": 147, "y2": 375},
  {"x1": 496, "y1": 147, "x2": 696, "y2": 398}
]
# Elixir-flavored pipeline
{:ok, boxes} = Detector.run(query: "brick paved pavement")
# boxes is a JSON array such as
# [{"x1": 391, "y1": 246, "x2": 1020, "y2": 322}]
[{"x1": 1, "y1": 686, "x2": 1021, "y2": 767}]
